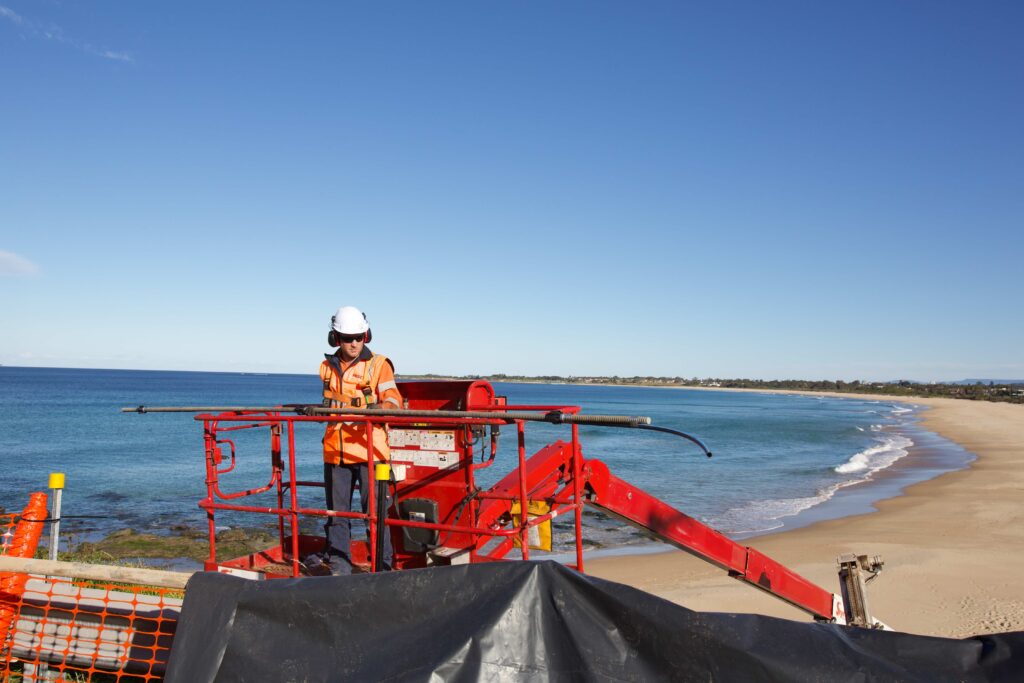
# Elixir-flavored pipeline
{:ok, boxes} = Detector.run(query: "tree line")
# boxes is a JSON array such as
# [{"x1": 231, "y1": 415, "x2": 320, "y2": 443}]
[{"x1": 400, "y1": 374, "x2": 1024, "y2": 404}]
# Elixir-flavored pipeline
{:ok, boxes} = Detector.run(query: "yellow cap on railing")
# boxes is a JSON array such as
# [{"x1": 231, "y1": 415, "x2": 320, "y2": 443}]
[
  {"x1": 48, "y1": 472, "x2": 65, "y2": 490},
  {"x1": 374, "y1": 463, "x2": 391, "y2": 481}
]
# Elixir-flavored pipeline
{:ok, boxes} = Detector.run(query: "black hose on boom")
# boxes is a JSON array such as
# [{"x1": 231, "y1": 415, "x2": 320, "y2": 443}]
[{"x1": 631, "y1": 425, "x2": 713, "y2": 458}]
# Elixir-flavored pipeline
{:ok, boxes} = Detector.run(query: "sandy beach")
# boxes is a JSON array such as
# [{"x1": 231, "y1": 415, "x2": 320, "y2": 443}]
[{"x1": 587, "y1": 393, "x2": 1024, "y2": 637}]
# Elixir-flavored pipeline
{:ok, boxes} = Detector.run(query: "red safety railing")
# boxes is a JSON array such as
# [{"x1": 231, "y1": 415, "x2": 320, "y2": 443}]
[{"x1": 197, "y1": 404, "x2": 586, "y2": 578}]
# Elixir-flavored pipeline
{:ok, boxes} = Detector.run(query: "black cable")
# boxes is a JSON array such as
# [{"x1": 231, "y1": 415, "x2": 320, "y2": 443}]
[
  {"x1": 630, "y1": 424, "x2": 713, "y2": 457},
  {"x1": 7, "y1": 515, "x2": 117, "y2": 524},
  {"x1": 437, "y1": 488, "x2": 481, "y2": 547}
]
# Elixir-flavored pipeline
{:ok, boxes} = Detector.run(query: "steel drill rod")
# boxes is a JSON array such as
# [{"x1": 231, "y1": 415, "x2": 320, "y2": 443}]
[
  {"x1": 121, "y1": 406, "x2": 717, "y2": 456},
  {"x1": 122, "y1": 405, "x2": 651, "y2": 426}
]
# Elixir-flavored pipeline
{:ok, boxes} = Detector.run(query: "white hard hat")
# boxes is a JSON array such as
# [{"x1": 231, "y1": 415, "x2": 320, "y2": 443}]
[{"x1": 330, "y1": 306, "x2": 370, "y2": 334}]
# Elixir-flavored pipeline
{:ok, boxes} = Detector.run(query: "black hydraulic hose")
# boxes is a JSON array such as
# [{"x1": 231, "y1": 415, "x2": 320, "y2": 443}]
[{"x1": 632, "y1": 425, "x2": 713, "y2": 458}]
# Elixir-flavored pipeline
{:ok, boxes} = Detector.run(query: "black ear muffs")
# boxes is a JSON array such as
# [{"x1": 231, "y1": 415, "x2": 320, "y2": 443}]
[{"x1": 364, "y1": 328, "x2": 372, "y2": 344}]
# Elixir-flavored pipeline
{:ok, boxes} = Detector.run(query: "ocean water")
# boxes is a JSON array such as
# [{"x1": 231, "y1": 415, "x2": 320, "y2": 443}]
[{"x1": 0, "y1": 367, "x2": 973, "y2": 553}]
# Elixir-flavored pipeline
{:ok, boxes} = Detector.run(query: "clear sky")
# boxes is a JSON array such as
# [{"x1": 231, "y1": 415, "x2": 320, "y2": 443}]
[{"x1": 2, "y1": 2, "x2": 1021, "y2": 381}]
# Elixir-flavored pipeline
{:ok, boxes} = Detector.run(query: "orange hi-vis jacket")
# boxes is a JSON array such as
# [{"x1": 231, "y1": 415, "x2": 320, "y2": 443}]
[{"x1": 319, "y1": 347, "x2": 403, "y2": 466}]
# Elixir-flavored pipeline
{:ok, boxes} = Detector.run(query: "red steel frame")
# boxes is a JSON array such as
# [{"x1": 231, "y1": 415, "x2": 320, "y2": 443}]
[{"x1": 196, "y1": 380, "x2": 843, "y2": 622}]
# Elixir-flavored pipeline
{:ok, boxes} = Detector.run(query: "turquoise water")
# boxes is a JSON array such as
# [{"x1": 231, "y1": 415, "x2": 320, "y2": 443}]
[{"x1": 0, "y1": 367, "x2": 972, "y2": 551}]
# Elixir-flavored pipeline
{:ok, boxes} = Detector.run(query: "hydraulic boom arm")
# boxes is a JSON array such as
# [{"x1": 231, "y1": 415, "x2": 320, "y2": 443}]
[
  {"x1": 583, "y1": 459, "x2": 843, "y2": 621},
  {"x1": 476, "y1": 442, "x2": 845, "y2": 622}
]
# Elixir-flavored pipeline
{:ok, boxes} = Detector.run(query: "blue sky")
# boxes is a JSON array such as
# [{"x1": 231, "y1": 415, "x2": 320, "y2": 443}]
[{"x1": 2, "y1": 2, "x2": 1021, "y2": 381}]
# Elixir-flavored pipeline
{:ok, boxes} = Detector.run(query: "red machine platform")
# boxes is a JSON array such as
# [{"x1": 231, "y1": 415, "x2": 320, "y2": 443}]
[{"x1": 184, "y1": 380, "x2": 846, "y2": 623}]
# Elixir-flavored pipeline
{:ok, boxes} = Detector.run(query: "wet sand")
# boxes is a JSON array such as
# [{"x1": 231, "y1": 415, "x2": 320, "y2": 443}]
[{"x1": 587, "y1": 394, "x2": 1024, "y2": 637}]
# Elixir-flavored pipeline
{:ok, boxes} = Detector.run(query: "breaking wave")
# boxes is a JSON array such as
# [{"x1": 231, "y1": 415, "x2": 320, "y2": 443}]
[
  {"x1": 711, "y1": 432, "x2": 915, "y2": 536},
  {"x1": 710, "y1": 493, "x2": 833, "y2": 535},
  {"x1": 834, "y1": 434, "x2": 912, "y2": 474}
]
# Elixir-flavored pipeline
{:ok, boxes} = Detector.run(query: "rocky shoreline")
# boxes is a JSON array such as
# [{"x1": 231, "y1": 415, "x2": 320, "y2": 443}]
[{"x1": 52, "y1": 525, "x2": 278, "y2": 567}]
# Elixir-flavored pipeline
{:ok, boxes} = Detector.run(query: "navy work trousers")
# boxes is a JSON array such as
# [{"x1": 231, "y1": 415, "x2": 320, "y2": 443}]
[{"x1": 323, "y1": 462, "x2": 394, "y2": 569}]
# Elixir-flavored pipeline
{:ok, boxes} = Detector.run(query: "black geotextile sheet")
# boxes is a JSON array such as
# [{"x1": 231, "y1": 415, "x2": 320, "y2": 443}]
[{"x1": 165, "y1": 561, "x2": 1024, "y2": 682}]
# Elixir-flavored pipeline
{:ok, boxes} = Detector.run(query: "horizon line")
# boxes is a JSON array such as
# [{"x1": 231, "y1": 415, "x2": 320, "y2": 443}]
[{"x1": 2, "y1": 364, "x2": 1019, "y2": 386}]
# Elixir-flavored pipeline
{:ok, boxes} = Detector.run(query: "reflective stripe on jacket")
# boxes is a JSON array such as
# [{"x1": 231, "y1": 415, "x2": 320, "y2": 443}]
[{"x1": 319, "y1": 348, "x2": 403, "y2": 465}]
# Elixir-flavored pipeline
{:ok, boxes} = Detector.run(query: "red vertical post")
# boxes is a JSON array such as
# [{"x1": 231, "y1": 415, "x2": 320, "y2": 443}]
[
  {"x1": 272, "y1": 422, "x2": 285, "y2": 554},
  {"x1": 366, "y1": 420, "x2": 377, "y2": 571},
  {"x1": 517, "y1": 421, "x2": 529, "y2": 560},
  {"x1": 466, "y1": 426, "x2": 478, "y2": 561},
  {"x1": 286, "y1": 418, "x2": 300, "y2": 577},
  {"x1": 203, "y1": 421, "x2": 218, "y2": 566},
  {"x1": 572, "y1": 423, "x2": 583, "y2": 572}
]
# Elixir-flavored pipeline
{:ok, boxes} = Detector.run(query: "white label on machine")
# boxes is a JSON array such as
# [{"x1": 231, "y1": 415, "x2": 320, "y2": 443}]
[
  {"x1": 393, "y1": 449, "x2": 460, "y2": 469},
  {"x1": 527, "y1": 525, "x2": 542, "y2": 548},
  {"x1": 390, "y1": 429, "x2": 456, "y2": 451},
  {"x1": 216, "y1": 566, "x2": 264, "y2": 581}
]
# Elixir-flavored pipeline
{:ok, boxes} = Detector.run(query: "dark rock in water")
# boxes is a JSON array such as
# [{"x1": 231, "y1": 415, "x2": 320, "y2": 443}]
[
  {"x1": 89, "y1": 491, "x2": 129, "y2": 502},
  {"x1": 64, "y1": 525, "x2": 276, "y2": 563},
  {"x1": 170, "y1": 524, "x2": 206, "y2": 539}
]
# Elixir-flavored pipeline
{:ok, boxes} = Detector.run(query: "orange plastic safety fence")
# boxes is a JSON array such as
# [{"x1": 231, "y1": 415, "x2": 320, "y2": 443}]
[
  {"x1": 1, "y1": 494, "x2": 49, "y2": 670},
  {"x1": 1, "y1": 574, "x2": 181, "y2": 682},
  {"x1": 0, "y1": 514, "x2": 20, "y2": 557},
  {"x1": 0, "y1": 512, "x2": 22, "y2": 645}
]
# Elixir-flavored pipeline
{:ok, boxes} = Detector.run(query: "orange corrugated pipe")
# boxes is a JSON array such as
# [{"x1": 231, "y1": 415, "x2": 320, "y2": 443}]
[{"x1": 0, "y1": 492, "x2": 49, "y2": 652}]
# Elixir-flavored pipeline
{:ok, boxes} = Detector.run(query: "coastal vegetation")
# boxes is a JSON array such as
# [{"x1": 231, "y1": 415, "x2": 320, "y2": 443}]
[
  {"x1": 401, "y1": 375, "x2": 1024, "y2": 404},
  {"x1": 38, "y1": 526, "x2": 276, "y2": 565}
]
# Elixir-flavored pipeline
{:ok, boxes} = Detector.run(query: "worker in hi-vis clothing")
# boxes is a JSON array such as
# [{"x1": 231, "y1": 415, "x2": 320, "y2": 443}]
[{"x1": 318, "y1": 306, "x2": 402, "y2": 575}]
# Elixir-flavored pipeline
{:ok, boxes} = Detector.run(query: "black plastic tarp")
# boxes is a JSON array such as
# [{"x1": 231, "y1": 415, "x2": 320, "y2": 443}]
[{"x1": 165, "y1": 561, "x2": 1024, "y2": 682}]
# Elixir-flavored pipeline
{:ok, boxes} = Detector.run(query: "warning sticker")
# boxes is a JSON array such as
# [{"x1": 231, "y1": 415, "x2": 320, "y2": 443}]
[
  {"x1": 391, "y1": 449, "x2": 460, "y2": 470},
  {"x1": 389, "y1": 429, "x2": 456, "y2": 451}
]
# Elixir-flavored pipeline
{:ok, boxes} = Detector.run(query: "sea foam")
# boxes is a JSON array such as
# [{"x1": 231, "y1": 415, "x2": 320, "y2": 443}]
[
  {"x1": 713, "y1": 431, "x2": 915, "y2": 536},
  {"x1": 711, "y1": 493, "x2": 831, "y2": 535},
  {"x1": 834, "y1": 434, "x2": 912, "y2": 474}
]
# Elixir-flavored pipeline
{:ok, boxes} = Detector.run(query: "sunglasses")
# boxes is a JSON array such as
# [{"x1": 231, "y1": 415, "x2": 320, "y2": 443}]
[{"x1": 337, "y1": 334, "x2": 364, "y2": 344}]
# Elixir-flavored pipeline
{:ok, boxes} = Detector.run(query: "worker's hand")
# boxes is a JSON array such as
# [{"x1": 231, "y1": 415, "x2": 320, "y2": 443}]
[{"x1": 292, "y1": 405, "x2": 311, "y2": 416}]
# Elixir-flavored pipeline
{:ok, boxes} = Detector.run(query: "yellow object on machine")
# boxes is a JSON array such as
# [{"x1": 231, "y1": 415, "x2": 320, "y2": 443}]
[{"x1": 511, "y1": 500, "x2": 552, "y2": 551}]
